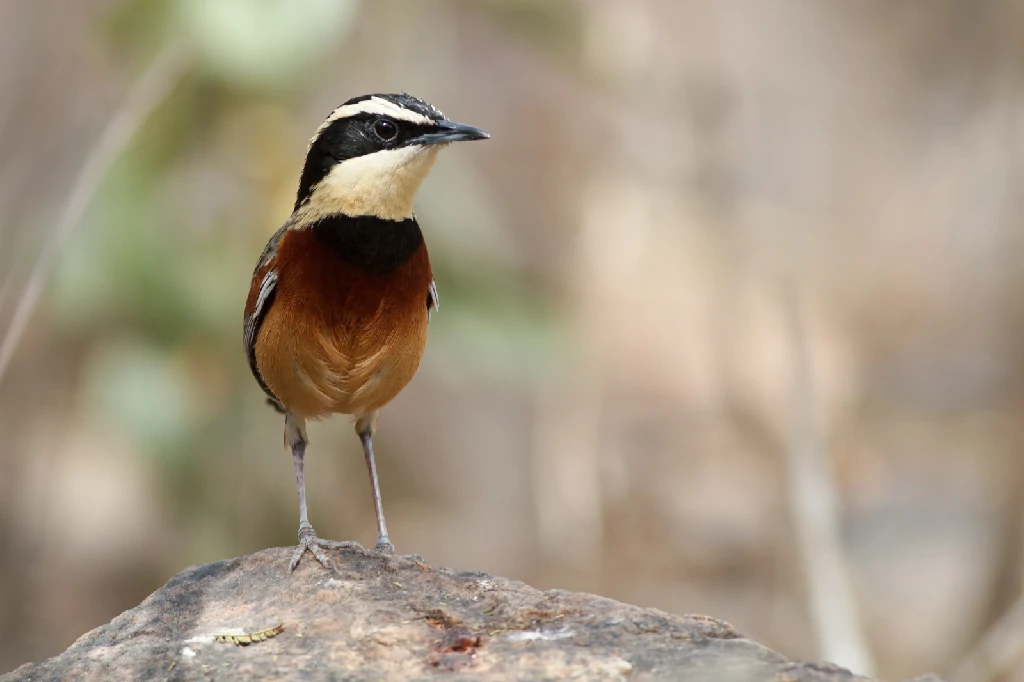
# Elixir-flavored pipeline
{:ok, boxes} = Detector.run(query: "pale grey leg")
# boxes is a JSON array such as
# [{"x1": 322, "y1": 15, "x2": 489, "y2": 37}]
[
  {"x1": 286, "y1": 413, "x2": 363, "y2": 572},
  {"x1": 356, "y1": 412, "x2": 395, "y2": 554},
  {"x1": 359, "y1": 430, "x2": 394, "y2": 554}
]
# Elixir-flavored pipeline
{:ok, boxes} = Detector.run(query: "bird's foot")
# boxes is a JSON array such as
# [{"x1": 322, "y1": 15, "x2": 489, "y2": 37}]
[{"x1": 290, "y1": 522, "x2": 365, "y2": 572}]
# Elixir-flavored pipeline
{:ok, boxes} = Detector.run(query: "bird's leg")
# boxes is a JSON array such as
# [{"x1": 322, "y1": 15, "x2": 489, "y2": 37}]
[
  {"x1": 356, "y1": 414, "x2": 395, "y2": 555},
  {"x1": 287, "y1": 413, "x2": 364, "y2": 572}
]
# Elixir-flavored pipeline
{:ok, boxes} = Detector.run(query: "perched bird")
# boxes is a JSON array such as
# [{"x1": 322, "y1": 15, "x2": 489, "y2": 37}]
[{"x1": 243, "y1": 93, "x2": 489, "y2": 570}]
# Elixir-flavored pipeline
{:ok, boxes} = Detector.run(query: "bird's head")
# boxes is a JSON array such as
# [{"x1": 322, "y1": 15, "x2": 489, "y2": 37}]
[{"x1": 293, "y1": 93, "x2": 489, "y2": 222}]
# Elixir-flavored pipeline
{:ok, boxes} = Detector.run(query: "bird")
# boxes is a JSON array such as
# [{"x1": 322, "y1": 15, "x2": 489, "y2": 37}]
[{"x1": 243, "y1": 93, "x2": 489, "y2": 571}]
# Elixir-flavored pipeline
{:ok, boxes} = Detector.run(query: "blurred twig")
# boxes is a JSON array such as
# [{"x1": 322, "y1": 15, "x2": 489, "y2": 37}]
[
  {"x1": 782, "y1": 283, "x2": 874, "y2": 675},
  {"x1": 0, "y1": 43, "x2": 189, "y2": 386}
]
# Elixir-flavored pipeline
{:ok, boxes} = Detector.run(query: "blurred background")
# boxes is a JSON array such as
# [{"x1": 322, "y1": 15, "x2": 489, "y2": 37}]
[{"x1": 1, "y1": 0, "x2": 1023, "y2": 680}]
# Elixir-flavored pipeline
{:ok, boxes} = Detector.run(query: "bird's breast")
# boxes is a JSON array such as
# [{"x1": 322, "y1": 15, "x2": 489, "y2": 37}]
[{"x1": 253, "y1": 216, "x2": 433, "y2": 419}]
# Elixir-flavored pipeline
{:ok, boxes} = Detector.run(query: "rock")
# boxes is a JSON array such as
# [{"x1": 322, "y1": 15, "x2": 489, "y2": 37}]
[{"x1": 2, "y1": 548, "x2": 941, "y2": 681}]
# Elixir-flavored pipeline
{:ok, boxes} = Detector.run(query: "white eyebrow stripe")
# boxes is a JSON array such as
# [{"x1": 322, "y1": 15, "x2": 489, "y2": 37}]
[{"x1": 323, "y1": 96, "x2": 435, "y2": 129}]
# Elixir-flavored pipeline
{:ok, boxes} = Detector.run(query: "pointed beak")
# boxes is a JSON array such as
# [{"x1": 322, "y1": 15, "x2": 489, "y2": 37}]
[{"x1": 412, "y1": 120, "x2": 490, "y2": 146}]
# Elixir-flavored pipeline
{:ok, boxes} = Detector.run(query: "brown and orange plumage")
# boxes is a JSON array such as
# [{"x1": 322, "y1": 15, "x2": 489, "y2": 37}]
[
  {"x1": 242, "y1": 94, "x2": 487, "y2": 570},
  {"x1": 248, "y1": 220, "x2": 433, "y2": 420}
]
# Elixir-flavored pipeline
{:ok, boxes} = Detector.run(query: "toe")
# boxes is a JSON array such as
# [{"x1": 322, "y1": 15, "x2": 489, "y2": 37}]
[
  {"x1": 287, "y1": 530, "x2": 372, "y2": 573},
  {"x1": 289, "y1": 544, "x2": 307, "y2": 572},
  {"x1": 307, "y1": 544, "x2": 336, "y2": 571},
  {"x1": 318, "y1": 539, "x2": 366, "y2": 552},
  {"x1": 290, "y1": 537, "x2": 338, "y2": 573}
]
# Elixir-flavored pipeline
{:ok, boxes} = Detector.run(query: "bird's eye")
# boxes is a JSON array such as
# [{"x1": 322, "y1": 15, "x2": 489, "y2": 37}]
[{"x1": 373, "y1": 119, "x2": 398, "y2": 142}]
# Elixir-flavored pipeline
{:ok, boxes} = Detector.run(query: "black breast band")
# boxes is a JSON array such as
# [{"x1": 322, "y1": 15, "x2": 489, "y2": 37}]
[{"x1": 311, "y1": 214, "x2": 423, "y2": 275}]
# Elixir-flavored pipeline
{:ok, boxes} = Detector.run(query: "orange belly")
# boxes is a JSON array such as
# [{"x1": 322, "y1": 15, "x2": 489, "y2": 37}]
[{"x1": 253, "y1": 226, "x2": 432, "y2": 420}]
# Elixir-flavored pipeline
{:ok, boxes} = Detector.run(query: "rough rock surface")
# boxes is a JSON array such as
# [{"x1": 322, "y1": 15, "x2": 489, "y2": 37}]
[{"x1": 3, "y1": 548, "x2": 939, "y2": 681}]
